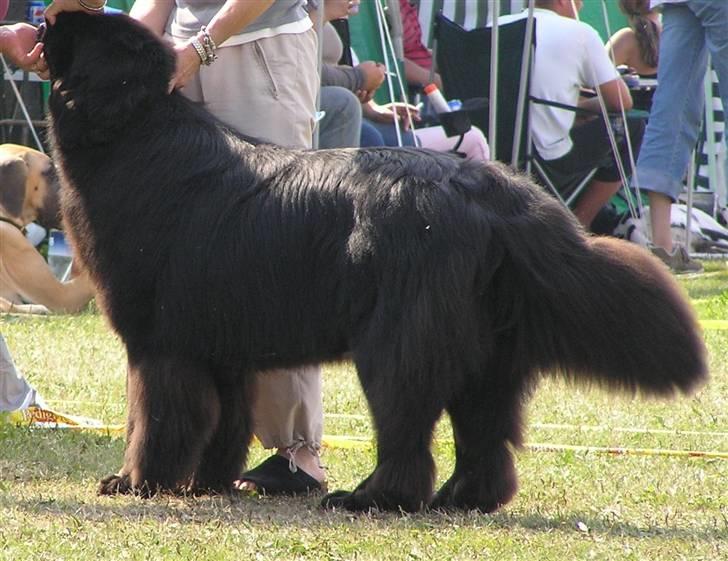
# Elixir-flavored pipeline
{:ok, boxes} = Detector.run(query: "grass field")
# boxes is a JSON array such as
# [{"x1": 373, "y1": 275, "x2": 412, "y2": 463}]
[{"x1": 1, "y1": 264, "x2": 726, "y2": 560}]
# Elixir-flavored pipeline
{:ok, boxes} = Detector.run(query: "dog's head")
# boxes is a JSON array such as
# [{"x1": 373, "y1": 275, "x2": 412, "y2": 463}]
[
  {"x1": 43, "y1": 12, "x2": 176, "y2": 145},
  {"x1": 0, "y1": 144, "x2": 62, "y2": 229}
]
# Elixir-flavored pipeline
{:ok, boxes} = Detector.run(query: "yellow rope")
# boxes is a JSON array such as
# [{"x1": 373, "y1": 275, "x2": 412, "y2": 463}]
[
  {"x1": 321, "y1": 435, "x2": 728, "y2": 459},
  {"x1": 8, "y1": 408, "x2": 726, "y2": 460}
]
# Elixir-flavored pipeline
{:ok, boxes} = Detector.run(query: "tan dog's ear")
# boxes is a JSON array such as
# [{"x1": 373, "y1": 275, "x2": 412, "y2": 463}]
[{"x1": 0, "y1": 154, "x2": 27, "y2": 218}]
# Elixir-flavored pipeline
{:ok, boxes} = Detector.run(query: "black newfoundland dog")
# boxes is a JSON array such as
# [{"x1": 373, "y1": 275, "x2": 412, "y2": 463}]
[{"x1": 43, "y1": 13, "x2": 706, "y2": 513}]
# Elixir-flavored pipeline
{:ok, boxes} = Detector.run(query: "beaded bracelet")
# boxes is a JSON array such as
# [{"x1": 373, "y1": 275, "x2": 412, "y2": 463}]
[
  {"x1": 190, "y1": 37, "x2": 208, "y2": 65},
  {"x1": 199, "y1": 26, "x2": 218, "y2": 65},
  {"x1": 78, "y1": 0, "x2": 107, "y2": 12}
]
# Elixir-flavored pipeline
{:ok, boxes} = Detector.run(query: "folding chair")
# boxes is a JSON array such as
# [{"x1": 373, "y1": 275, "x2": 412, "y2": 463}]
[
  {"x1": 432, "y1": 13, "x2": 529, "y2": 166},
  {"x1": 432, "y1": 12, "x2": 604, "y2": 209}
]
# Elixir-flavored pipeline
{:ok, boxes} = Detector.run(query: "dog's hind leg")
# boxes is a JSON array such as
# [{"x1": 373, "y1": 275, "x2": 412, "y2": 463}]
[
  {"x1": 192, "y1": 376, "x2": 254, "y2": 493},
  {"x1": 98, "y1": 353, "x2": 221, "y2": 497},
  {"x1": 322, "y1": 350, "x2": 443, "y2": 512},
  {"x1": 430, "y1": 361, "x2": 527, "y2": 513}
]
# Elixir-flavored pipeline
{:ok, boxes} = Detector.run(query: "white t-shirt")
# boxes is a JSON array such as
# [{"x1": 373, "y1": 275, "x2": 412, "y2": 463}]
[
  {"x1": 650, "y1": 1, "x2": 686, "y2": 8},
  {"x1": 500, "y1": 8, "x2": 619, "y2": 160}
]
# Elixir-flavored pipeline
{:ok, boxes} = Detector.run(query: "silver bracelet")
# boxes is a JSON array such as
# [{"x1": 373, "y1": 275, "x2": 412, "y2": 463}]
[
  {"x1": 199, "y1": 26, "x2": 218, "y2": 65},
  {"x1": 190, "y1": 37, "x2": 209, "y2": 65},
  {"x1": 78, "y1": 0, "x2": 107, "y2": 12}
]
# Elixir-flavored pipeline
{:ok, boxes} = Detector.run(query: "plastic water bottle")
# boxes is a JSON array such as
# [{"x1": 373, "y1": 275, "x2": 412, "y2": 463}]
[
  {"x1": 47, "y1": 230, "x2": 73, "y2": 281},
  {"x1": 423, "y1": 83, "x2": 451, "y2": 114}
]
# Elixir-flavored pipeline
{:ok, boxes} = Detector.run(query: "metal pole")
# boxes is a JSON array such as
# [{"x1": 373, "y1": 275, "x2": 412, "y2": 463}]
[
  {"x1": 0, "y1": 54, "x2": 45, "y2": 153},
  {"x1": 511, "y1": 0, "x2": 535, "y2": 168},
  {"x1": 489, "y1": 0, "x2": 500, "y2": 160},
  {"x1": 703, "y1": 61, "x2": 719, "y2": 215},
  {"x1": 312, "y1": 0, "x2": 325, "y2": 149},
  {"x1": 686, "y1": 152, "x2": 696, "y2": 255}
]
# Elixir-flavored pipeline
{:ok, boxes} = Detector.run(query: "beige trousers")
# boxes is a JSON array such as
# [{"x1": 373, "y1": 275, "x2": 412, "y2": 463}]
[
  {"x1": 182, "y1": 29, "x2": 318, "y2": 149},
  {"x1": 181, "y1": 28, "x2": 323, "y2": 451}
]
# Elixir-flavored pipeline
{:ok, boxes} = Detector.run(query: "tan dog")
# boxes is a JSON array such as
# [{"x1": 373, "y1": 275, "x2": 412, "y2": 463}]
[
  {"x1": 0, "y1": 144, "x2": 61, "y2": 230},
  {"x1": 0, "y1": 143, "x2": 93, "y2": 313}
]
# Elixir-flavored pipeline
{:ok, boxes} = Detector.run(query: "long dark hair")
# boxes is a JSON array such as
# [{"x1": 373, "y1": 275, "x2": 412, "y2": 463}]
[{"x1": 620, "y1": 0, "x2": 660, "y2": 69}]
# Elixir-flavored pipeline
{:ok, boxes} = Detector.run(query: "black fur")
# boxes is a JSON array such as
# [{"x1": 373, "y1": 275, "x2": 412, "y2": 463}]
[{"x1": 43, "y1": 13, "x2": 707, "y2": 512}]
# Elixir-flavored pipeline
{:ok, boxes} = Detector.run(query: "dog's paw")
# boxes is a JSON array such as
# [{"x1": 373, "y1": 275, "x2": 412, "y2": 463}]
[
  {"x1": 321, "y1": 488, "x2": 425, "y2": 513},
  {"x1": 429, "y1": 470, "x2": 516, "y2": 513},
  {"x1": 98, "y1": 473, "x2": 132, "y2": 496},
  {"x1": 321, "y1": 489, "x2": 372, "y2": 511}
]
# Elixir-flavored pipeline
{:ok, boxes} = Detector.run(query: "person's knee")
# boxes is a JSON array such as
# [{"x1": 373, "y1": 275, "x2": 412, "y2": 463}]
[{"x1": 323, "y1": 87, "x2": 361, "y2": 121}]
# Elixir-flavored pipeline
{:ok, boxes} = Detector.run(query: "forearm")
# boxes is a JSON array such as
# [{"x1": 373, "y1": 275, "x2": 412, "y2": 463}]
[
  {"x1": 321, "y1": 64, "x2": 364, "y2": 91},
  {"x1": 403, "y1": 59, "x2": 439, "y2": 89},
  {"x1": 577, "y1": 96, "x2": 602, "y2": 113},
  {"x1": 0, "y1": 28, "x2": 9, "y2": 56},
  {"x1": 129, "y1": 0, "x2": 175, "y2": 36},
  {"x1": 205, "y1": 0, "x2": 276, "y2": 46}
]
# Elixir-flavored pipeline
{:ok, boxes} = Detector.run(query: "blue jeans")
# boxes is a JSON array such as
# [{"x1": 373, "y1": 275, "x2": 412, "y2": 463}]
[
  {"x1": 360, "y1": 119, "x2": 417, "y2": 148},
  {"x1": 318, "y1": 86, "x2": 362, "y2": 149},
  {"x1": 633, "y1": 0, "x2": 728, "y2": 200}
]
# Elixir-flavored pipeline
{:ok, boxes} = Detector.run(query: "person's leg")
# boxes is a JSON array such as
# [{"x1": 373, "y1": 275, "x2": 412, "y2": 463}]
[
  {"x1": 317, "y1": 86, "x2": 362, "y2": 149},
  {"x1": 414, "y1": 125, "x2": 490, "y2": 161},
  {"x1": 186, "y1": 30, "x2": 327, "y2": 489},
  {"x1": 188, "y1": 29, "x2": 319, "y2": 148},
  {"x1": 360, "y1": 119, "x2": 386, "y2": 147},
  {"x1": 571, "y1": 178, "x2": 622, "y2": 228},
  {"x1": 366, "y1": 120, "x2": 417, "y2": 147},
  {"x1": 0, "y1": 333, "x2": 43, "y2": 411},
  {"x1": 633, "y1": 4, "x2": 708, "y2": 252},
  {"x1": 245, "y1": 365, "x2": 325, "y2": 487},
  {"x1": 572, "y1": 116, "x2": 646, "y2": 229},
  {"x1": 542, "y1": 116, "x2": 628, "y2": 229}
]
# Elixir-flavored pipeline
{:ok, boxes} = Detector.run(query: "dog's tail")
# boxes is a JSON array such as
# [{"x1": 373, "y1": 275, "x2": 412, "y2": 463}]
[{"x1": 490, "y1": 212, "x2": 708, "y2": 397}]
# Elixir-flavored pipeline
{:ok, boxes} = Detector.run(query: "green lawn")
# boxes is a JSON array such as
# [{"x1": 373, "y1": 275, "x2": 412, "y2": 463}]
[{"x1": 1, "y1": 263, "x2": 726, "y2": 560}]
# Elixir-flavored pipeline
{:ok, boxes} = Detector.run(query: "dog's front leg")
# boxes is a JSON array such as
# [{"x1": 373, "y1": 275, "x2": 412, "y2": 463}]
[{"x1": 98, "y1": 353, "x2": 221, "y2": 497}]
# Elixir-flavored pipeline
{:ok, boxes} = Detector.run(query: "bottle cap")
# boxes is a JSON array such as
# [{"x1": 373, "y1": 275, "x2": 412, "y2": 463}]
[
  {"x1": 423, "y1": 83, "x2": 439, "y2": 95},
  {"x1": 447, "y1": 99, "x2": 462, "y2": 111}
]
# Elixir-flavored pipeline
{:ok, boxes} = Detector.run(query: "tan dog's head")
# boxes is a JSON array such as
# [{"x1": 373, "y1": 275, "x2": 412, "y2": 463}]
[{"x1": 0, "y1": 144, "x2": 62, "y2": 230}]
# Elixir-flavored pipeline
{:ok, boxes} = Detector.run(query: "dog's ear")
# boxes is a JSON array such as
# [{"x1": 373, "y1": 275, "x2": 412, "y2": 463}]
[{"x1": 0, "y1": 153, "x2": 27, "y2": 218}]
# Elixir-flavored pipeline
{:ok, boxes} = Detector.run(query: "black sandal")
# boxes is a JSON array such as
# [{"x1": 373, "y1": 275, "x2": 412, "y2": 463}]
[{"x1": 237, "y1": 455, "x2": 322, "y2": 495}]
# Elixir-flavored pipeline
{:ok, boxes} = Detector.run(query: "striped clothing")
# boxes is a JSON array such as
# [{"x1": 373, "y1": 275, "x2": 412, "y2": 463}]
[
  {"x1": 416, "y1": 0, "x2": 520, "y2": 47},
  {"x1": 696, "y1": 69, "x2": 725, "y2": 194},
  {"x1": 401, "y1": 0, "x2": 432, "y2": 69}
]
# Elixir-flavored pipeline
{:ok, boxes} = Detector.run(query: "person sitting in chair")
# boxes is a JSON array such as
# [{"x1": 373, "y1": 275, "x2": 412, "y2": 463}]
[{"x1": 502, "y1": 0, "x2": 645, "y2": 230}]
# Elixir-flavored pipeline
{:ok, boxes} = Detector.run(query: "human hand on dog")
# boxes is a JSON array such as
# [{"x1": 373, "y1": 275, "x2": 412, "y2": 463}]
[
  {"x1": 45, "y1": 0, "x2": 106, "y2": 25},
  {"x1": 168, "y1": 42, "x2": 203, "y2": 92},
  {"x1": 0, "y1": 23, "x2": 43, "y2": 72}
]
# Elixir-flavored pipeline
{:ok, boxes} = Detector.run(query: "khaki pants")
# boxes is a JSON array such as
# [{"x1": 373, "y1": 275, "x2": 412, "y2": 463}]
[
  {"x1": 181, "y1": 28, "x2": 323, "y2": 451},
  {"x1": 182, "y1": 29, "x2": 318, "y2": 149}
]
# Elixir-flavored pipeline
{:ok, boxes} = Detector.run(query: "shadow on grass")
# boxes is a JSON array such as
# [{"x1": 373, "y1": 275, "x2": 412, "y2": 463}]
[
  {"x1": 3, "y1": 429, "x2": 726, "y2": 541},
  {"x1": 1, "y1": 490, "x2": 725, "y2": 542}
]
